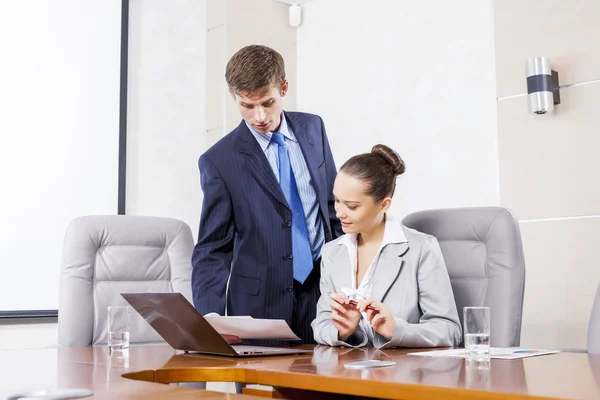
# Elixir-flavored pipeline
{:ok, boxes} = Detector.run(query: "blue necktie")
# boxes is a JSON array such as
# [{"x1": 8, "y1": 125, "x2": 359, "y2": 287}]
[{"x1": 271, "y1": 132, "x2": 313, "y2": 284}]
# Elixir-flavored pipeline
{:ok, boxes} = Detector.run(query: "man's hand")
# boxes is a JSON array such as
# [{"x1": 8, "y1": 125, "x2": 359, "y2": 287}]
[{"x1": 221, "y1": 334, "x2": 242, "y2": 344}]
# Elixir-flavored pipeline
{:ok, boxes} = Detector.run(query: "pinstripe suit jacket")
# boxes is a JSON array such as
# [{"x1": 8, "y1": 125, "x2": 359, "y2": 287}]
[{"x1": 191, "y1": 111, "x2": 342, "y2": 330}]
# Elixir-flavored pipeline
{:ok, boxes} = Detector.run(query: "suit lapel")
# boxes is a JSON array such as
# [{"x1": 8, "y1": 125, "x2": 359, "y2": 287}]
[
  {"x1": 285, "y1": 112, "x2": 328, "y2": 216},
  {"x1": 370, "y1": 242, "x2": 410, "y2": 302},
  {"x1": 328, "y1": 245, "x2": 352, "y2": 291},
  {"x1": 234, "y1": 122, "x2": 289, "y2": 210}
]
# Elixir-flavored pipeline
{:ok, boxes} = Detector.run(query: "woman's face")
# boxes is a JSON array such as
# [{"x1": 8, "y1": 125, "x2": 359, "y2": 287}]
[{"x1": 333, "y1": 171, "x2": 391, "y2": 235}]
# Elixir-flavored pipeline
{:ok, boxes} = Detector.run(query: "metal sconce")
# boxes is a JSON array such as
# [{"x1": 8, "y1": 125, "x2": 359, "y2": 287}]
[{"x1": 525, "y1": 57, "x2": 561, "y2": 114}]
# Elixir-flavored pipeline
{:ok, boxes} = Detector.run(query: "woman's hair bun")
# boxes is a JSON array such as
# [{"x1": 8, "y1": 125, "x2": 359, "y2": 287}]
[{"x1": 371, "y1": 144, "x2": 405, "y2": 176}]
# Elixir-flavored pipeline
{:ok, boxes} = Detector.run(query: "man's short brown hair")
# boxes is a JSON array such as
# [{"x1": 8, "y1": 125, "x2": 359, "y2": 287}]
[{"x1": 225, "y1": 45, "x2": 286, "y2": 95}]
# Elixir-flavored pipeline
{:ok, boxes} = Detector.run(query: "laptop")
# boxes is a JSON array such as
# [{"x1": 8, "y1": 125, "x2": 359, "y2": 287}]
[{"x1": 121, "y1": 292, "x2": 312, "y2": 357}]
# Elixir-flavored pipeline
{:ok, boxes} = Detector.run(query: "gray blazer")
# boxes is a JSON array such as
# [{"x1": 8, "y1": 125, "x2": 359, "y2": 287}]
[{"x1": 311, "y1": 224, "x2": 462, "y2": 349}]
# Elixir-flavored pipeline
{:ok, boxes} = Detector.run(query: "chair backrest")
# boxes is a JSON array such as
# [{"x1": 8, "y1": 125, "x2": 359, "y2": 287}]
[
  {"x1": 588, "y1": 282, "x2": 600, "y2": 354},
  {"x1": 58, "y1": 215, "x2": 194, "y2": 347},
  {"x1": 403, "y1": 207, "x2": 526, "y2": 347}
]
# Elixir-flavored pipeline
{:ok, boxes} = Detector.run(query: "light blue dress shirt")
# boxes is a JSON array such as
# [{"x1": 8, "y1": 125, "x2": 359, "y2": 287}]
[{"x1": 246, "y1": 114, "x2": 325, "y2": 261}]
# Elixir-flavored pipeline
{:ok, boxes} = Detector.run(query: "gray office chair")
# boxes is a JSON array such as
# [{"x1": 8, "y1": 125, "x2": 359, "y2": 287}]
[
  {"x1": 588, "y1": 282, "x2": 600, "y2": 354},
  {"x1": 403, "y1": 207, "x2": 526, "y2": 347},
  {"x1": 57, "y1": 215, "x2": 194, "y2": 346}
]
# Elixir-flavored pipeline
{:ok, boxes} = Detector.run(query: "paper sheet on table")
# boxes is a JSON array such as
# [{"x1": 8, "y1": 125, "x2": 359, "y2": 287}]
[
  {"x1": 204, "y1": 316, "x2": 301, "y2": 340},
  {"x1": 408, "y1": 348, "x2": 560, "y2": 359}
]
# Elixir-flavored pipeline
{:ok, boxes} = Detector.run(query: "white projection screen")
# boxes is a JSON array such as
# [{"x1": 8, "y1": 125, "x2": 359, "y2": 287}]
[{"x1": 0, "y1": 0, "x2": 122, "y2": 314}]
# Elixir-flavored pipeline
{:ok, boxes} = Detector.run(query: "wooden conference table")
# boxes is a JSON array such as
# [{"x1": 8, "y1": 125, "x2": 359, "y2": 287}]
[{"x1": 1, "y1": 344, "x2": 600, "y2": 399}]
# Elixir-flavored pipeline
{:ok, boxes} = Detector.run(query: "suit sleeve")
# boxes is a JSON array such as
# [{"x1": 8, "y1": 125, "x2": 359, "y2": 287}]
[
  {"x1": 320, "y1": 117, "x2": 343, "y2": 239},
  {"x1": 191, "y1": 154, "x2": 234, "y2": 316},
  {"x1": 373, "y1": 236, "x2": 463, "y2": 349},
  {"x1": 311, "y1": 250, "x2": 368, "y2": 348}
]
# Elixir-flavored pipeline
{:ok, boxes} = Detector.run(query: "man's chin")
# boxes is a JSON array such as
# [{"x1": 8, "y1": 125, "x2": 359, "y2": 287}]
[{"x1": 254, "y1": 124, "x2": 270, "y2": 133}]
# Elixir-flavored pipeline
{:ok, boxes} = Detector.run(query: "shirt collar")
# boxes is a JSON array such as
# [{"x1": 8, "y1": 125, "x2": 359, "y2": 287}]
[
  {"x1": 337, "y1": 214, "x2": 408, "y2": 249},
  {"x1": 245, "y1": 112, "x2": 296, "y2": 152}
]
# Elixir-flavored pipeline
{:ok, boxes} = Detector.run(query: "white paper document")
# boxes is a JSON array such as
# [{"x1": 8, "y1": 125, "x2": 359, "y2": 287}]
[
  {"x1": 408, "y1": 348, "x2": 560, "y2": 360},
  {"x1": 204, "y1": 316, "x2": 301, "y2": 340}
]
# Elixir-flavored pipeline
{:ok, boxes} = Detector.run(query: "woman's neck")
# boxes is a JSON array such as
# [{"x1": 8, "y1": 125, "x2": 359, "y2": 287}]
[{"x1": 358, "y1": 216, "x2": 386, "y2": 247}]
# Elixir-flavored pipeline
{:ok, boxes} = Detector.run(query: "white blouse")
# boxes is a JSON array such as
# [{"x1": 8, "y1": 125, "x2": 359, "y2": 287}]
[{"x1": 336, "y1": 214, "x2": 408, "y2": 342}]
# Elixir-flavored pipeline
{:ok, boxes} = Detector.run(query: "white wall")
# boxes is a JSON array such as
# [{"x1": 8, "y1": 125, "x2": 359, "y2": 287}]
[
  {"x1": 493, "y1": 0, "x2": 600, "y2": 349},
  {"x1": 297, "y1": 0, "x2": 499, "y2": 218},
  {"x1": 298, "y1": 0, "x2": 600, "y2": 351},
  {"x1": 126, "y1": 0, "x2": 207, "y2": 235},
  {"x1": 206, "y1": 0, "x2": 296, "y2": 147}
]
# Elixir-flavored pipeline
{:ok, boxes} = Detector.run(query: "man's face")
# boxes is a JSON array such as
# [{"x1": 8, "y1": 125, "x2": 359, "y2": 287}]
[{"x1": 233, "y1": 82, "x2": 288, "y2": 134}]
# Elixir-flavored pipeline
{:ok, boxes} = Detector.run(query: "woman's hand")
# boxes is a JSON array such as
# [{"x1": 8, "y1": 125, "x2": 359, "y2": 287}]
[
  {"x1": 329, "y1": 292, "x2": 361, "y2": 340},
  {"x1": 359, "y1": 299, "x2": 395, "y2": 340}
]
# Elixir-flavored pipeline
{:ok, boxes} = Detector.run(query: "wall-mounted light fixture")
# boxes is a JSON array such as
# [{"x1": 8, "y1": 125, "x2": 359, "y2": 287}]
[
  {"x1": 289, "y1": 4, "x2": 302, "y2": 27},
  {"x1": 526, "y1": 57, "x2": 560, "y2": 115},
  {"x1": 274, "y1": 0, "x2": 315, "y2": 27}
]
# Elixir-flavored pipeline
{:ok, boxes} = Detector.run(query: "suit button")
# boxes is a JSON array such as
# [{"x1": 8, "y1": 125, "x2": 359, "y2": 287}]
[
  {"x1": 283, "y1": 220, "x2": 292, "y2": 228},
  {"x1": 286, "y1": 286, "x2": 293, "y2": 292},
  {"x1": 287, "y1": 253, "x2": 293, "y2": 260}
]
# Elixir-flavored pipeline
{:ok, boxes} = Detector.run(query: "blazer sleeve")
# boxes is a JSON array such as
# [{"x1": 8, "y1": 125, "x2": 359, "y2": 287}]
[
  {"x1": 320, "y1": 117, "x2": 343, "y2": 240},
  {"x1": 311, "y1": 251, "x2": 369, "y2": 348},
  {"x1": 373, "y1": 236, "x2": 462, "y2": 349},
  {"x1": 191, "y1": 154, "x2": 234, "y2": 316}
]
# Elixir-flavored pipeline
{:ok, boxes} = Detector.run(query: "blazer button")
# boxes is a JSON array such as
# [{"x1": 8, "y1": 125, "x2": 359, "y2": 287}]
[
  {"x1": 283, "y1": 220, "x2": 292, "y2": 228},
  {"x1": 287, "y1": 253, "x2": 293, "y2": 260},
  {"x1": 286, "y1": 286, "x2": 293, "y2": 292}
]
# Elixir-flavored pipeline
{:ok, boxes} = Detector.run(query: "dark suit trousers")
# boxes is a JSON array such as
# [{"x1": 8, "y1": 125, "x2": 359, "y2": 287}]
[
  {"x1": 235, "y1": 273, "x2": 318, "y2": 396},
  {"x1": 243, "y1": 261, "x2": 321, "y2": 347},
  {"x1": 291, "y1": 261, "x2": 321, "y2": 345}
]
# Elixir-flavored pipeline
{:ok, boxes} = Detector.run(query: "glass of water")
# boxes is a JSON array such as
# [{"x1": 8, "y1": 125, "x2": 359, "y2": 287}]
[
  {"x1": 463, "y1": 306, "x2": 490, "y2": 359},
  {"x1": 108, "y1": 306, "x2": 130, "y2": 352}
]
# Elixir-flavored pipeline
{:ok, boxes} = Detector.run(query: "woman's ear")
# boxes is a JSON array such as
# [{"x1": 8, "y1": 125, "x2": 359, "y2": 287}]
[{"x1": 380, "y1": 197, "x2": 392, "y2": 214}]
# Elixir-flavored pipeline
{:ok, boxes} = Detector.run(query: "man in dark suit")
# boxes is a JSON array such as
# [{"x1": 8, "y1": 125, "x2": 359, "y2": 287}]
[{"x1": 192, "y1": 45, "x2": 342, "y2": 344}]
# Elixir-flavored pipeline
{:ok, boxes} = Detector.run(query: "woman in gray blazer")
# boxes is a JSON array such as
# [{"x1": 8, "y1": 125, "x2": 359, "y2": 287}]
[{"x1": 311, "y1": 144, "x2": 461, "y2": 349}]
